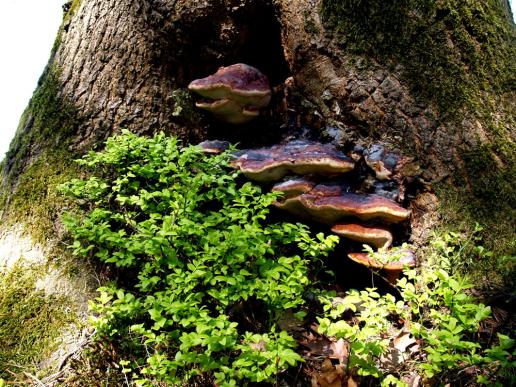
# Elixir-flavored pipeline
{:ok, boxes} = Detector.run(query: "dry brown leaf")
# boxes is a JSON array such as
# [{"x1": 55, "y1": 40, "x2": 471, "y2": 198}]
[
  {"x1": 301, "y1": 333, "x2": 333, "y2": 359},
  {"x1": 407, "y1": 373, "x2": 421, "y2": 387},
  {"x1": 321, "y1": 357, "x2": 334, "y2": 372},
  {"x1": 409, "y1": 344, "x2": 420, "y2": 355},
  {"x1": 380, "y1": 327, "x2": 418, "y2": 369},
  {"x1": 347, "y1": 375, "x2": 358, "y2": 387},
  {"x1": 249, "y1": 340, "x2": 266, "y2": 352},
  {"x1": 393, "y1": 331, "x2": 416, "y2": 352},
  {"x1": 329, "y1": 338, "x2": 349, "y2": 364},
  {"x1": 312, "y1": 358, "x2": 347, "y2": 387},
  {"x1": 381, "y1": 324, "x2": 419, "y2": 369}
]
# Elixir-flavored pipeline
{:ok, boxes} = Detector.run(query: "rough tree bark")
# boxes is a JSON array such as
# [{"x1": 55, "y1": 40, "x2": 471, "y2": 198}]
[
  {"x1": 0, "y1": 0, "x2": 513, "y2": 261},
  {"x1": 0, "y1": 0, "x2": 514, "y2": 380},
  {"x1": 2, "y1": 0, "x2": 513, "y2": 251}
]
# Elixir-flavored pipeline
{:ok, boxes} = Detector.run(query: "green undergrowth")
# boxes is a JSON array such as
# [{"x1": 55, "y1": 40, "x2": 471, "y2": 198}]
[
  {"x1": 318, "y1": 265, "x2": 515, "y2": 386},
  {"x1": 59, "y1": 131, "x2": 338, "y2": 385},
  {"x1": 59, "y1": 131, "x2": 515, "y2": 386},
  {"x1": 0, "y1": 262, "x2": 75, "y2": 379}
]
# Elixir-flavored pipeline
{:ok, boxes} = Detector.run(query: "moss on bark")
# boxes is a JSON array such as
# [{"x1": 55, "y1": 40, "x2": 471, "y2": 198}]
[
  {"x1": 0, "y1": 0, "x2": 85, "y2": 244},
  {"x1": 0, "y1": 62, "x2": 83, "y2": 242},
  {"x1": 320, "y1": 0, "x2": 515, "y2": 117},
  {"x1": 2, "y1": 66, "x2": 79, "y2": 181},
  {"x1": 1, "y1": 150, "x2": 81, "y2": 244},
  {"x1": 321, "y1": 0, "x2": 516, "y2": 263},
  {"x1": 0, "y1": 263, "x2": 76, "y2": 379}
]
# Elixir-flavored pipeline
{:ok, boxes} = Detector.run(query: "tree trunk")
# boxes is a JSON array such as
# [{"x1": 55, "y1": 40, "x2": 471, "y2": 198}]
[
  {"x1": 0, "y1": 0, "x2": 514, "y2": 380},
  {"x1": 2, "y1": 0, "x2": 513, "y2": 251},
  {"x1": 4, "y1": 0, "x2": 515, "y2": 175}
]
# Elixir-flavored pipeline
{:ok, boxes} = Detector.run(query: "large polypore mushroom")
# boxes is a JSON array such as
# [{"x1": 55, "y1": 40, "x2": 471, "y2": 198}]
[
  {"x1": 233, "y1": 141, "x2": 354, "y2": 182},
  {"x1": 331, "y1": 224, "x2": 393, "y2": 249},
  {"x1": 347, "y1": 249, "x2": 416, "y2": 284},
  {"x1": 188, "y1": 63, "x2": 271, "y2": 124},
  {"x1": 274, "y1": 183, "x2": 411, "y2": 224}
]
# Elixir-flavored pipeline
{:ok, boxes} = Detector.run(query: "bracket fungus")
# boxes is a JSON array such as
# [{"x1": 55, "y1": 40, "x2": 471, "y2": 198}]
[
  {"x1": 331, "y1": 224, "x2": 393, "y2": 249},
  {"x1": 271, "y1": 178, "x2": 316, "y2": 198},
  {"x1": 233, "y1": 141, "x2": 355, "y2": 182},
  {"x1": 200, "y1": 138, "x2": 414, "y2": 286},
  {"x1": 274, "y1": 185, "x2": 411, "y2": 224},
  {"x1": 197, "y1": 140, "x2": 231, "y2": 155},
  {"x1": 347, "y1": 250, "x2": 416, "y2": 284},
  {"x1": 188, "y1": 63, "x2": 271, "y2": 124}
]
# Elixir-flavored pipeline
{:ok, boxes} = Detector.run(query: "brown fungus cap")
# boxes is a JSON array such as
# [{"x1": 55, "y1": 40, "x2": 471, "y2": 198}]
[
  {"x1": 275, "y1": 189, "x2": 411, "y2": 224},
  {"x1": 271, "y1": 178, "x2": 316, "y2": 198},
  {"x1": 347, "y1": 250, "x2": 416, "y2": 270},
  {"x1": 197, "y1": 140, "x2": 231, "y2": 155},
  {"x1": 347, "y1": 249, "x2": 416, "y2": 284},
  {"x1": 233, "y1": 141, "x2": 354, "y2": 183},
  {"x1": 331, "y1": 224, "x2": 393, "y2": 249},
  {"x1": 188, "y1": 63, "x2": 271, "y2": 124}
]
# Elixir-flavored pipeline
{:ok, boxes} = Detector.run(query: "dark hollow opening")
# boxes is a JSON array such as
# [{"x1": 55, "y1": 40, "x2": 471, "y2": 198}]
[
  {"x1": 181, "y1": 2, "x2": 290, "y2": 88},
  {"x1": 224, "y1": 3, "x2": 290, "y2": 87},
  {"x1": 167, "y1": 2, "x2": 291, "y2": 147}
]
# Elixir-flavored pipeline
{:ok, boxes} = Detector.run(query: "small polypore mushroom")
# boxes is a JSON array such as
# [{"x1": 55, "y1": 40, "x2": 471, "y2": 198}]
[
  {"x1": 271, "y1": 178, "x2": 316, "y2": 198},
  {"x1": 347, "y1": 249, "x2": 416, "y2": 284},
  {"x1": 364, "y1": 144, "x2": 400, "y2": 180},
  {"x1": 274, "y1": 186, "x2": 411, "y2": 224},
  {"x1": 233, "y1": 141, "x2": 354, "y2": 182},
  {"x1": 197, "y1": 140, "x2": 231, "y2": 155},
  {"x1": 331, "y1": 224, "x2": 393, "y2": 249},
  {"x1": 188, "y1": 63, "x2": 271, "y2": 124}
]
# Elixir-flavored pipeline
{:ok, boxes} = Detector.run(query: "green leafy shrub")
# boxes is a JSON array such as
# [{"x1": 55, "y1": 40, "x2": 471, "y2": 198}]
[
  {"x1": 318, "y1": 249, "x2": 515, "y2": 386},
  {"x1": 431, "y1": 223, "x2": 515, "y2": 291},
  {"x1": 59, "y1": 131, "x2": 338, "y2": 385}
]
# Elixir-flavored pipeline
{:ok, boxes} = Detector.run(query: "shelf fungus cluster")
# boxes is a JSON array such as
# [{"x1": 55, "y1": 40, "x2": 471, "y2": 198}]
[
  {"x1": 270, "y1": 177, "x2": 414, "y2": 283},
  {"x1": 190, "y1": 63, "x2": 414, "y2": 284},
  {"x1": 188, "y1": 63, "x2": 271, "y2": 124},
  {"x1": 198, "y1": 139, "x2": 415, "y2": 284}
]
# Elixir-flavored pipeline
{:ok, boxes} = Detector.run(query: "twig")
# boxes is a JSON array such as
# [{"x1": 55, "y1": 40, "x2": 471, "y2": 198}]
[
  {"x1": 40, "y1": 369, "x2": 66, "y2": 385},
  {"x1": 57, "y1": 329, "x2": 97, "y2": 371},
  {"x1": 22, "y1": 371, "x2": 46, "y2": 387}
]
